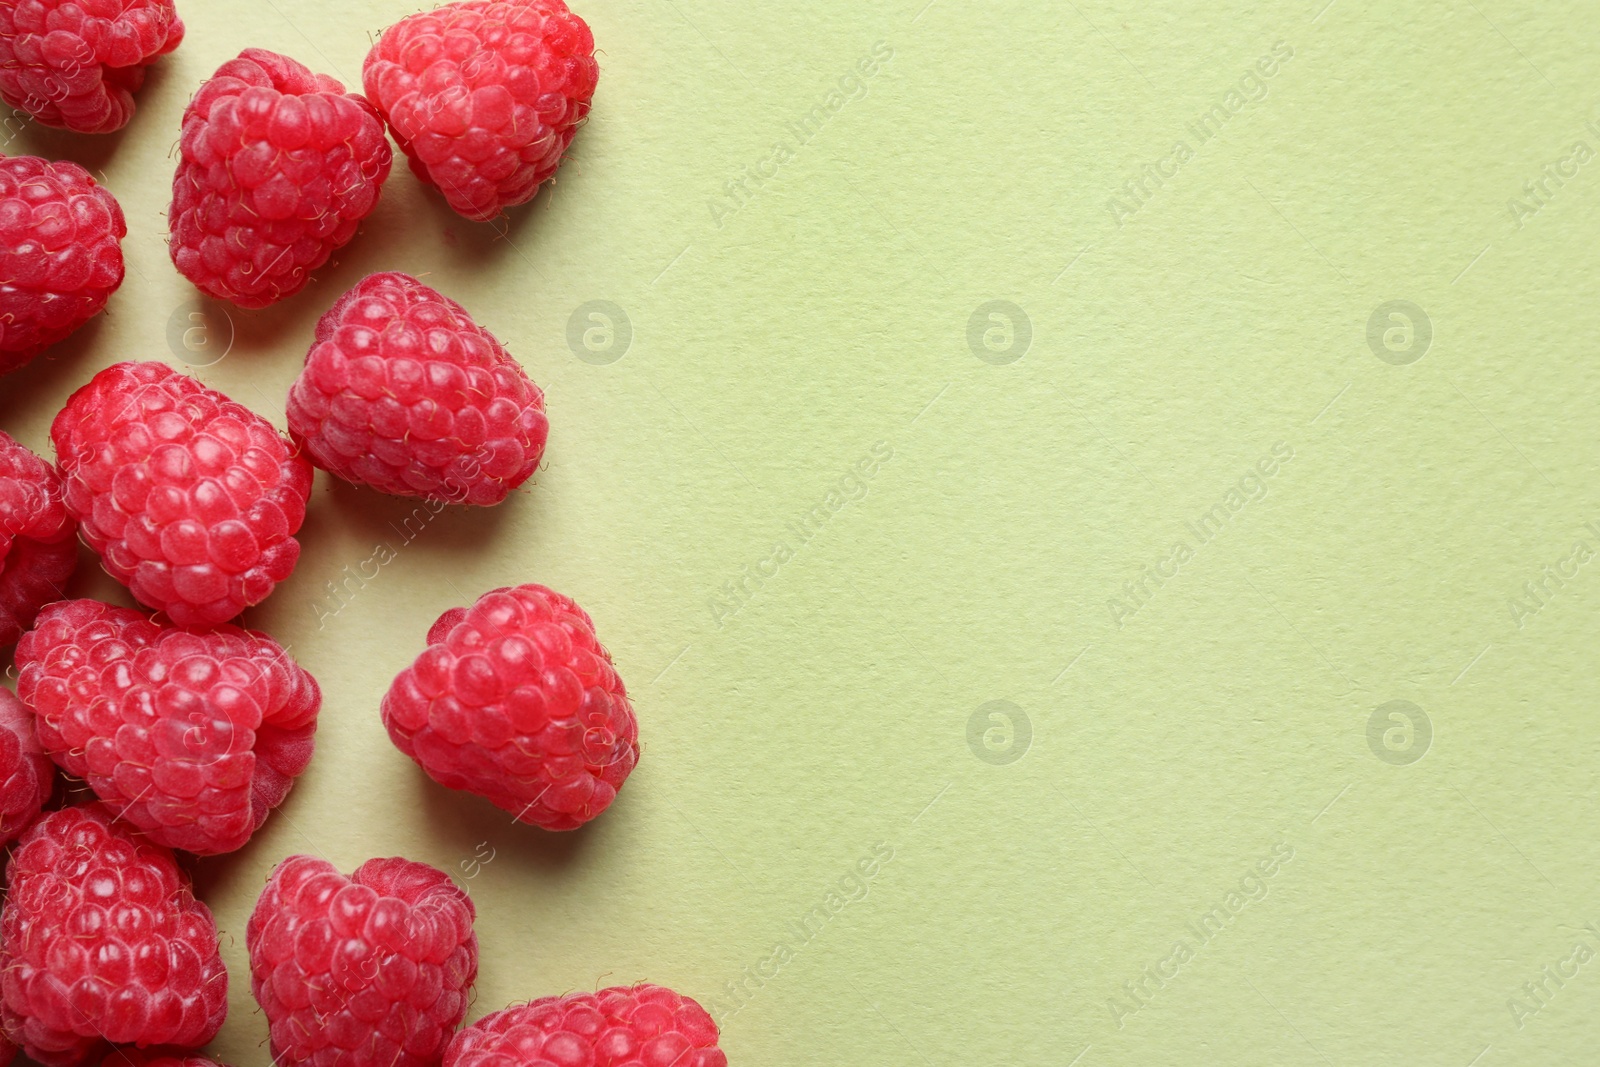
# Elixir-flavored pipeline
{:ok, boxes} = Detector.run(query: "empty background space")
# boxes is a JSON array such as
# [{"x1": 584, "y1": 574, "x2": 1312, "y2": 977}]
[{"x1": 2, "y1": 0, "x2": 1599, "y2": 1064}]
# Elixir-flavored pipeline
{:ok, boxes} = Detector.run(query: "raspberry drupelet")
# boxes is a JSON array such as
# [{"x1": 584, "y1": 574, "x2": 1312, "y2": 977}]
[
  {"x1": 169, "y1": 48, "x2": 392, "y2": 308},
  {"x1": 247, "y1": 855, "x2": 478, "y2": 1067},
  {"x1": 363, "y1": 0, "x2": 598, "y2": 221},
  {"x1": 0, "y1": 155, "x2": 126, "y2": 376},
  {"x1": 287, "y1": 272, "x2": 548, "y2": 505},
  {"x1": 0, "y1": 429, "x2": 77, "y2": 645},
  {"x1": 0, "y1": 0, "x2": 184, "y2": 134},
  {"x1": 382, "y1": 582, "x2": 639, "y2": 830},
  {"x1": 16, "y1": 598, "x2": 321, "y2": 856},
  {"x1": 50, "y1": 361, "x2": 313, "y2": 627},
  {"x1": 447, "y1": 985, "x2": 727, "y2": 1067},
  {"x1": 0, "y1": 804, "x2": 228, "y2": 1066},
  {"x1": 0, "y1": 687, "x2": 53, "y2": 845}
]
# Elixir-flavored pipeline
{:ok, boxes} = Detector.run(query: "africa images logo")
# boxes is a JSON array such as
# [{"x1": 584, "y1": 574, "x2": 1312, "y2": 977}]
[
  {"x1": 707, "y1": 41, "x2": 894, "y2": 229},
  {"x1": 1506, "y1": 928, "x2": 1600, "y2": 1031},
  {"x1": 1105, "y1": 41, "x2": 1294, "y2": 228},
  {"x1": 707, "y1": 440, "x2": 894, "y2": 628},
  {"x1": 1505, "y1": 520, "x2": 1600, "y2": 630},
  {"x1": 1108, "y1": 442, "x2": 1293, "y2": 628},
  {"x1": 1105, "y1": 839, "x2": 1295, "y2": 1030},
  {"x1": 705, "y1": 842, "x2": 895, "y2": 1027}
]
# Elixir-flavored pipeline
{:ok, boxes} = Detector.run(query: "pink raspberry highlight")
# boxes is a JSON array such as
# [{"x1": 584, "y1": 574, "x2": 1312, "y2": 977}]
[
  {"x1": 363, "y1": 0, "x2": 597, "y2": 221},
  {"x1": 247, "y1": 854, "x2": 478, "y2": 1067},
  {"x1": 0, "y1": 0, "x2": 184, "y2": 134},
  {"x1": 447, "y1": 985, "x2": 726, "y2": 1067},
  {"x1": 382, "y1": 582, "x2": 638, "y2": 831},
  {"x1": 0, "y1": 429, "x2": 77, "y2": 645},
  {"x1": 287, "y1": 272, "x2": 548, "y2": 505},
  {"x1": 0, "y1": 155, "x2": 126, "y2": 376},
  {"x1": 0, "y1": 804, "x2": 228, "y2": 1066},
  {"x1": 0, "y1": 687, "x2": 53, "y2": 845},
  {"x1": 50, "y1": 361, "x2": 314, "y2": 627},
  {"x1": 16, "y1": 598, "x2": 321, "y2": 856},
  {"x1": 169, "y1": 48, "x2": 392, "y2": 308}
]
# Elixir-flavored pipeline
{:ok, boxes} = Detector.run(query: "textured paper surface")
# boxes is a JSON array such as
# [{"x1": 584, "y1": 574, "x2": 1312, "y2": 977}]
[{"x1": 2, "y1": 0, "x2": 1599, "y2": 1064}]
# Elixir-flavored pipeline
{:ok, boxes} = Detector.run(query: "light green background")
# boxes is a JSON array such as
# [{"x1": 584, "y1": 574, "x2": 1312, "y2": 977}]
[{"x1": 2, "y1": 0, "x2": 1598, "y2": 1064}]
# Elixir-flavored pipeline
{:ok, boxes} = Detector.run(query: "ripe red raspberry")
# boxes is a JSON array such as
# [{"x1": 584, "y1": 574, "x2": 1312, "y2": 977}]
[
  {"x1": 16, "y1": 598, "x2": 321, "y2": 856},
  {"x1": 0, "y1": 155, "x2": 126, "y2": 376},
  {"x1": 0, "y1": 804, "x2": 228, "y2": 1066},
  {"x1": 287, "y1": 272, "x2": 548, "y2": 505},
  {"x1": 102, "y1": 1051, "x2": 228, "y2": 1067},
  {"x1": 447, "y1": 985, "x2": 726, "y2": 1067},
  {"x1": 0, "y1": 0, "x2": 183, "y2": 134},
  {"x1": 382, "y1": 583, "x2": 638, "y2": 830},
  {"x1": 0, "y1": 429, "x2": 77, "y2": 645},
  {"x1": 50, "y1": 361, "x2": 314, "y2": 627},
  {"x1": 247, "y1": 854, "x2": 478, "y2": 1067},
  {"x1": 169, "y1": 48, "x2": 392, "y2": 309},
  {"x1": 363, "y1": 0, "x2": 597, "y2": 221},
  {"x1": 0, "y1": 687, "x2": 53, "y2": 845}
]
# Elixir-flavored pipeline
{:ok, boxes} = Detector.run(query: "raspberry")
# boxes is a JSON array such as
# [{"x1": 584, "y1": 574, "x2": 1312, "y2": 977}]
[
  {"x1": 287, "y1": 272, "x2": 548, "y2": 505},
  {"x1": 50, "y1": 361, "x2": 314, "y2": 627},
  {"x1": 0, "y1": 687, "x2": 53, "y2": 845},
  {"x1": 169, "y1": 48, "x2": 392, "y2": 309},
  {"x1": 247, "y1": 854, "x2": 478, "y2": 1067},
  {"x1": 382, "y1": 583, "x2": 638, "y2": 830},
  {"x1": 0, "y1": 429, "x2": 77, "y2": 645},
  {"x1": 363, "y1": 0, "x2": 597, "y2": 221},
  {"x1": 102, "y1": 1052, "x2": 227, "y2": 1067},
  {"x1": 447, "y1": 985, "x2": 727, "y2": 1067},
  {"x1": 16, "y1": 598, "x2": 321, "y2": 856},
  {"x1": 0, "y1": 804, "x2": 228, "y2": 1066},
  {"x1": 0, "y1": 155, "x2": 126, "y2": 376},
  {"x1": 0, "y1": 0, "x2": 183, "y2": 134}
]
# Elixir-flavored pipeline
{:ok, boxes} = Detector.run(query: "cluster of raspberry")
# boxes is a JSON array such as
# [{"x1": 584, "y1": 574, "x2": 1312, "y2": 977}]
[{"x1": 0, "y1": 3, "x2": 724, "y2": 1066}]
